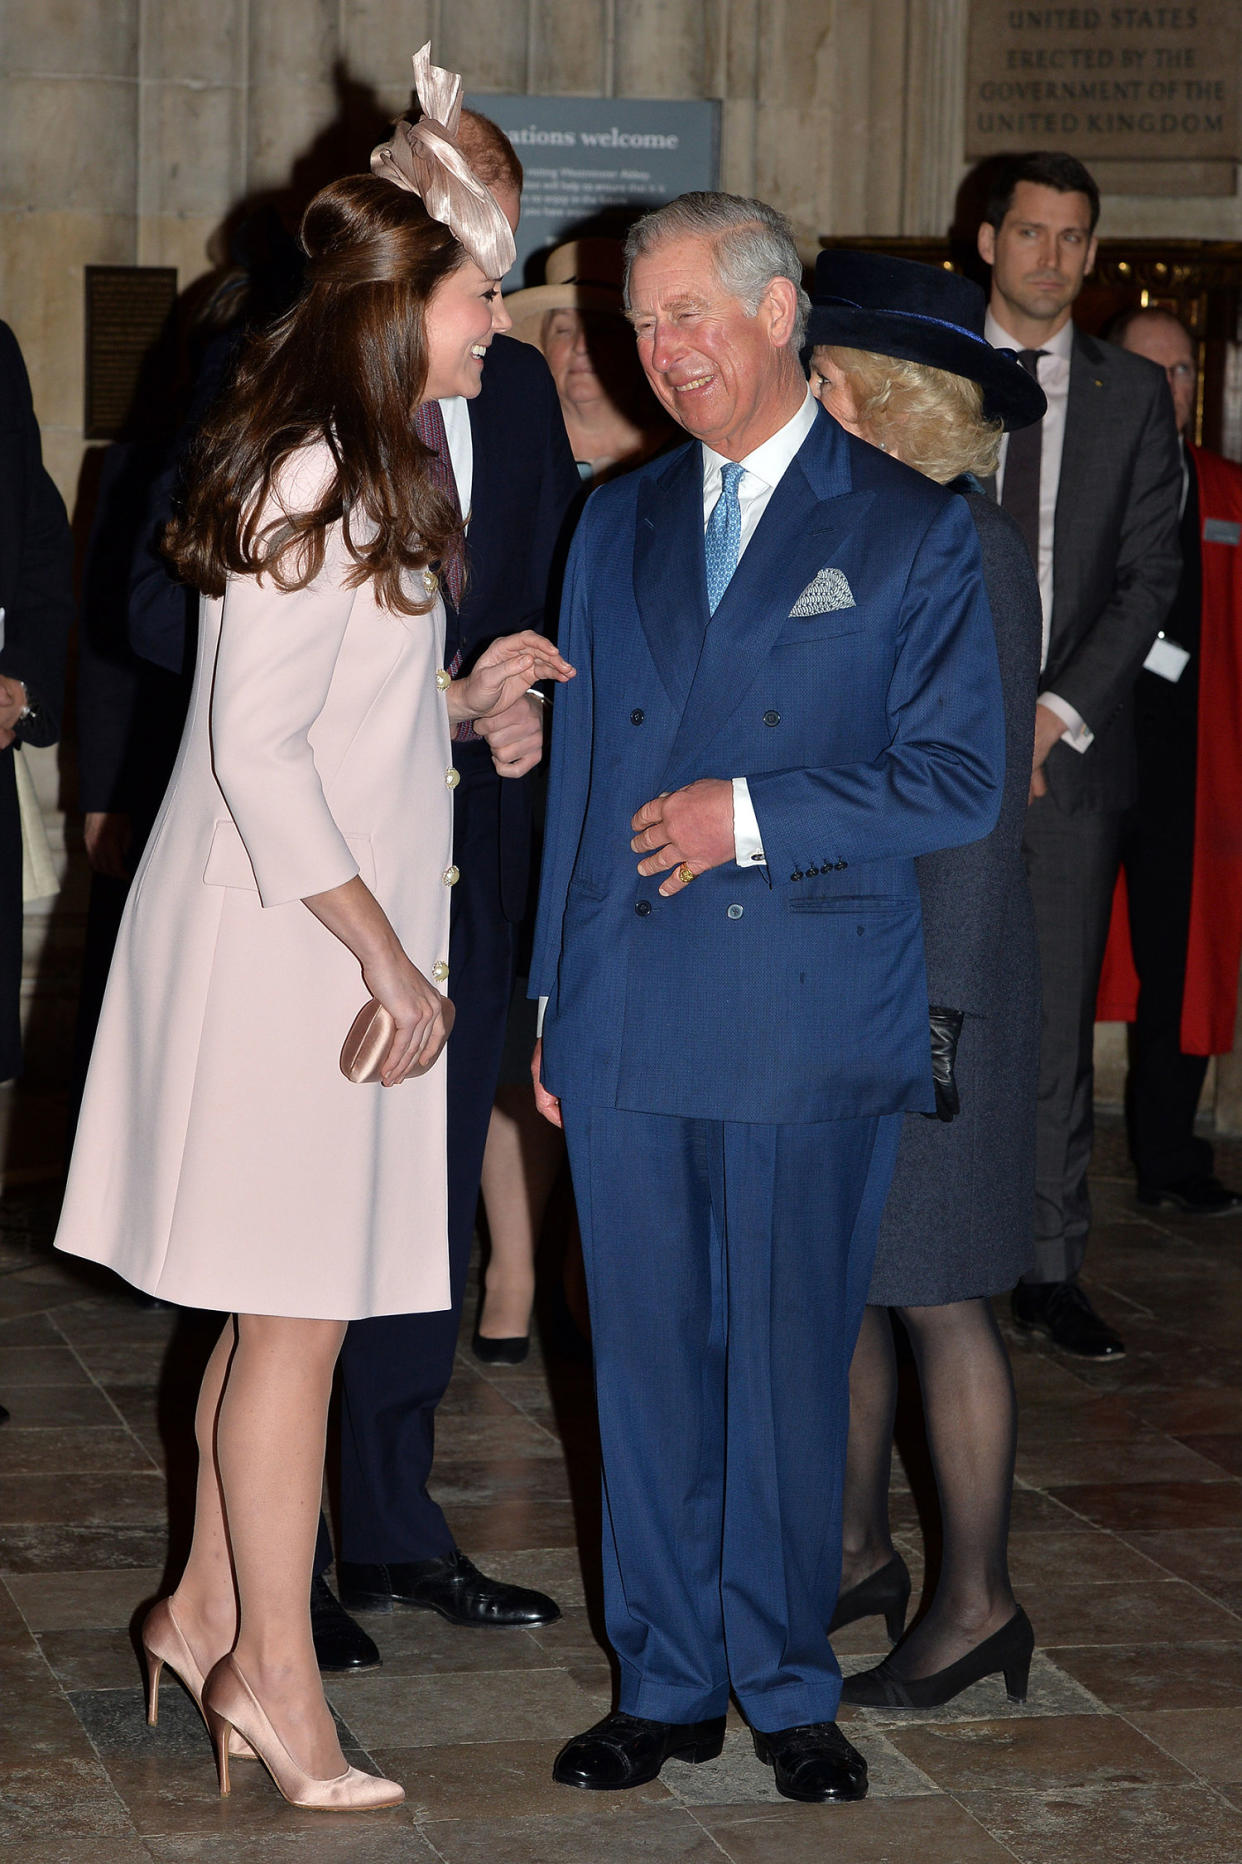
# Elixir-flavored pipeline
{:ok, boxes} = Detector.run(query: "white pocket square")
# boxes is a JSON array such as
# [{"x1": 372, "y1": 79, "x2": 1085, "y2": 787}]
[{"x1": 789, "y1": 568, "x2": 855, "y2": 617}]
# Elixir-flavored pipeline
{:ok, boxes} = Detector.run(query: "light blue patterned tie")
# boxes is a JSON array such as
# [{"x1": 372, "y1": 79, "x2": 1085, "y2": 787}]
[{"x1": 704, "y1": 460, "x2": 745, "y2": 615}]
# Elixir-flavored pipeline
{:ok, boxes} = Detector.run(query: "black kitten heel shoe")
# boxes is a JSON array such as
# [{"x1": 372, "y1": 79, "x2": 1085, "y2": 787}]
[
  {"x1": 828, "y1": 1552, "x2": 912, "y2": 1642},
  {"x1": 841, "y1": 1605, "x2": 1034, "y2": 1709}
]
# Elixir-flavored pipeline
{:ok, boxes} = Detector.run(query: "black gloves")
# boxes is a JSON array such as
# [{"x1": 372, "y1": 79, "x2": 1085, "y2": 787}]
[{"x1": 924, "y1": 1005, "x2": 964, "y2": 1123}]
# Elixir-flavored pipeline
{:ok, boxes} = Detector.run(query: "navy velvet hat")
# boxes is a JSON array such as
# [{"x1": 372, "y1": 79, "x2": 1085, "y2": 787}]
[{"x1": 805, "y1": 249, "x2": 1046, "y2": 432}]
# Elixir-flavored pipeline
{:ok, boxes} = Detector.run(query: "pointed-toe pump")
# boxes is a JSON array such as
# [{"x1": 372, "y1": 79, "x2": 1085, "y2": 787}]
[
  {"x1": 828, "y1": 1553, "x2": 912, "y2": 1643},
  {"x1": 202, "y1": 1655, "x2": 405, "y2": 1811},
  {"x1": 141, "y1": 1598, "x2": 256, "y2": 1760},
  {"x1": 841, "y1": 1605, "x2": 1034, "y2": 1709}
]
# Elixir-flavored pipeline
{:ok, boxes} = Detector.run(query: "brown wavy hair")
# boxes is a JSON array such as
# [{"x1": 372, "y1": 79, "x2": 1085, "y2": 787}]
[{"x1": 165, "y1": 175, "x2": 467, "y2": 616}]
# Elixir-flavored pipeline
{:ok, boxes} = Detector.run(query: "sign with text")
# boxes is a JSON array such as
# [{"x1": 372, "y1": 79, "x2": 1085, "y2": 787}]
[
  {"x1": 966, "y1": 4, "x2": 1239, "y2": 161},
  {"x1": 464, "y1": 94, "x2": 720, "y2": 283}
]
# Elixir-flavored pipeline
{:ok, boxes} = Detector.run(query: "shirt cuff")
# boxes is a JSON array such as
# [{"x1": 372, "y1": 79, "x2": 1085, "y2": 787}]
[
  {"x1": 536, "y1": 996, "x2": 547, "y2": 1037},
  {"x1": 732, "y1": 777, "x2": 767, "y2": 867},
  {"x1": 1040, "y1": 690, "x2": 1094, "y2": 754}
]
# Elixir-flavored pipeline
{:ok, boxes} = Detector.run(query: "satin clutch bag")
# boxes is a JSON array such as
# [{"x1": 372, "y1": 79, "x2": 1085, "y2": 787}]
[{"x1": 340, "y1": 995, "x2": 455, "y2": 1084}]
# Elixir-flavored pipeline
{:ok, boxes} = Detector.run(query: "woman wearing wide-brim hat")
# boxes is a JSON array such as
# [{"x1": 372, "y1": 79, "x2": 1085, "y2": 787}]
[
  {"x1": 504, "y1": 239, "x2": 674, "y2": 484},
  {"x1": 805, "y1": 249, "x2": 1046, "y2": 1710}
]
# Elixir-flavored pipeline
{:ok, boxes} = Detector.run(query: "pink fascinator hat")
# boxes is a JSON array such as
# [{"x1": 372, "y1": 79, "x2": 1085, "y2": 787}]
[{"x1": 370, "y1": 44, "x2": 517, "y2": 281}]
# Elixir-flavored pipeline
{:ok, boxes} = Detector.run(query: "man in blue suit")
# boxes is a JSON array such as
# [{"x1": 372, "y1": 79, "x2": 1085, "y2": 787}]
[{"x1": 530, "y1": 193, "x2": 1005, "y2": 1804}]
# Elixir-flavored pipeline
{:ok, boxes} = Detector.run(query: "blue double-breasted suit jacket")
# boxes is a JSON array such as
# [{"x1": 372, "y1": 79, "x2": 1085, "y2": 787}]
[{"x1": 531, "y1": 403, "x2": 1006, "y2": 1122}]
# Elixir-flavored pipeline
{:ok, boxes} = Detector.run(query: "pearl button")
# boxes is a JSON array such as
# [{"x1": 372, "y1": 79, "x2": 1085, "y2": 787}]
[
  {"x1": 432, "y1": 960, "x2": 449, "y2": 982},
  {"x1": 445, "y1": 767, "x2": 460, "y2": 788},
  {"x1": 442, "y1": 865, "x2": 460, "y2": 886},
  {"x1": 435, "y1": 668, "x2": 451, "y2": 692}
]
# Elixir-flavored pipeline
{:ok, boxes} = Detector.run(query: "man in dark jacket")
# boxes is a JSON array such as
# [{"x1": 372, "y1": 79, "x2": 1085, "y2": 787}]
[{"x1": 0, "y1": 321, "x2": 73, "y2": 1082}]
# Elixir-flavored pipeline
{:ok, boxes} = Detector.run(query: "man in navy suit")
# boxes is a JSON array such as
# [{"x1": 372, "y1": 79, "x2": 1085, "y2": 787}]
[{"x1": 530, "y1": 193, "x2": 1004, "y2": 1803}]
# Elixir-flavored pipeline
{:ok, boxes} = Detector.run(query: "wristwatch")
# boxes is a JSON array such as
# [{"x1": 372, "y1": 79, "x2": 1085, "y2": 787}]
[{"x1": 13, "y1": 688, "x2": 44, "y2": 742}]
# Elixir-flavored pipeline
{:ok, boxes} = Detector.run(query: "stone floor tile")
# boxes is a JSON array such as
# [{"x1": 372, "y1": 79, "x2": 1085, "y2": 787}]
[
  {"x1": 838, "y1": 1651, "x2": 1106, "y2": 1728},
  {"x1": 2, "y1": 1567, "x2": 163, "y2": 1629},
  {"x1": 0, "y1": 1311, "x2": 62, "y2": 1346},
  {"x1": 326, "y1": 1611, "x2": 551, "y2": 1677},
  {"x1": 0, "y1": 1753, "x2": 135, "y2": 1842},
  {"x1": 4, "y1": 1840, "x2": 151, "y2": 1863},
  {"x1": 1005, "y1": 1528, "x2": 1169, "y2": 1589},
  {"x1": 99, "y1": 1750, "x2": 406, "y2": 1839},
  {"x1": 143, "y1": 1830, "x2": 438, "y2": 1862},
  {"x1": 0, "y1": 1524, "x2": 168, "y2": 1572},
  {"x1": 957, "y1": 1783, "x2": 1242, "y2": 1863},
  {"x1": 886, "y1": 1709, "x2": 1189, "y2": 1792},
  {"x1": 39, "y1": 1627, "x2": 144, "y2": 1691},
  {"x1": 323, "y1": 1665, "x2": 603, "y2": 1748},
  {"x1": 429, "y1": 1411, "x2": 564, "y2": 1460},
  {"x1": 696, "y1": 1795, "x2": 1019, "y2": 1862},
  {"x1": 420, "y1": 1454, "x2": 574, "y2": 1506},
  {"x1": 0, "y1": 1383, "x2": 121, "y2": 1427},
  {"x1": 1118, "y1": 1528, "x2": 1242, "y2": 1609},
  {"x1": 1129, "y1": 1708, "x2": 1242, "y2": 1783},
  {"x1": 1045, "y1": 1642, "x2": 1242, "y2": 1712},
  {"x1": 1044, "y1": 1481, "x2": 1242, "y2": 1534},
  {"x1": 0, "y1": 1426, "x2": 153, "y2": 1476},
  {"x1": 431, "y1": 1499, "x2": 579, "y2": 1552},
  {"x1": 1015, "y1": 1434, "x2": 1226, "y2": 1489},
  {"x1": 1176, "y1": 1434, "x2": 1242, "y2": 1478},
  {"x1": 1132, "y1": 1389, "x2": 1242, "y2": 1435},
  {"x1": 0, "y1": 1343, "x2": 91, "y2": 1385},
  {"x1": 0, "y1": 1262, "x2": 96, "y2": 1320},
  {"x1": 370, "y1": 1737, "x2": 672, "y2": 1819},
  {"x1": 48, "y1": 1299, "x2": 178, "y2": 1347},
  {"x1": 0, "y1": 1651, "x2": 100, "y2": 1764},
  {"x1": 0, "y1": 1470, "x2": 167, "y2": 1527},
  {"x1": 1014, "y1": 1392, "x2": 1148, "y2": 1445},
  {"x1": 1015, "y1": 1576, "x2": 1242, "y2": 1645},
  {"x1": 70, "y1": 1339, "x2": 176, "y2": 1388},
  {"x1": 410, "y1": 1804, "x2": 728, "y2": 1862}
]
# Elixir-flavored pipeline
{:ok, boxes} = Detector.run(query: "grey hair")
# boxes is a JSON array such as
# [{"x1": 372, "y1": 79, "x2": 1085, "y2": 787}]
[{"x1": 623, "y1": 192, "x2": 811, "y2": 350}]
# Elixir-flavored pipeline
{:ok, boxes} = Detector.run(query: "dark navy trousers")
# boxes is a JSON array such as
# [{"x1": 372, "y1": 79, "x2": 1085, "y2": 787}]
[{"x1": 561, "y1": 1100, "x2": 901, "y2": 1731}]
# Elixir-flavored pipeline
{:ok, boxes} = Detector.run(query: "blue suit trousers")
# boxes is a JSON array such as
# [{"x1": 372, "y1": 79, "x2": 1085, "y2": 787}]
[{"x1": 561, "y1": 1101, "x2": 901, "y2": 1731}]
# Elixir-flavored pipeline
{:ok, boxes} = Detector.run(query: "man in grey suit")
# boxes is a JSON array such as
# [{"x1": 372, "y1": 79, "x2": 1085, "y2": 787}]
[{"x1": 977, "y1": 152, "x2": 1181, "y2": 1358}]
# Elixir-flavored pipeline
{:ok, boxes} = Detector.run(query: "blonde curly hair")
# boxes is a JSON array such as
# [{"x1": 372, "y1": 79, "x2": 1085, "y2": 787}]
[{"x1": 812, "y1": 345, "x2": 1003, "y2": 485}]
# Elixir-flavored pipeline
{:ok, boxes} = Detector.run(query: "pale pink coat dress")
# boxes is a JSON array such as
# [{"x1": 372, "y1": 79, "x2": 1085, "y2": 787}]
[{"x1": 55, "y1": 449, "x2": 455, "y2": 1319}]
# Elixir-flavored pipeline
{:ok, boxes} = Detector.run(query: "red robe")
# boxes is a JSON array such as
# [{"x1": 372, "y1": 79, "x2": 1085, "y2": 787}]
[{"x1": 1097, "y1": 444, "x2": 1242, "y2": 1054}]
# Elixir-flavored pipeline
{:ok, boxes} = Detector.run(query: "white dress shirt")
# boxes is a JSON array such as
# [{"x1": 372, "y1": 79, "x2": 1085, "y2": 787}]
[
  {"x1": 985, "y1": 311, "x2": 1091, "y2": 752},
  {"x1": 439, "y1": 395, "x2": 473, "y2": 522},
  {"x1": 700, "y1": 387, "x2": 820, "y2": 865}
]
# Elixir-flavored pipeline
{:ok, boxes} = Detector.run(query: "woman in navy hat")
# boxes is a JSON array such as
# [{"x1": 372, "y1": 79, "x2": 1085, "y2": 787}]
[{"x1": 805, "y1": 250, "x2": 1046, "y2": 1709}]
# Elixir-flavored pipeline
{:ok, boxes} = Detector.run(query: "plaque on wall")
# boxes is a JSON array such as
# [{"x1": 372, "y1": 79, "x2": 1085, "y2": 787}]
[
  {"x1": 84, "y1": 266, "x2": 178, "y2": 441},
  {"x1": 464, "y1": 95, "x2": 720, "y2": 284},
  {"x1": 967, "y1": 3, "x2": 1239, "y2": 165}
]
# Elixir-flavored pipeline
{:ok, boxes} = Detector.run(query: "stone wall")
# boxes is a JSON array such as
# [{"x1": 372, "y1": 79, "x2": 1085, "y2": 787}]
[{"x1": 1, "y1": 0, "x2": 1240, "y2": 1174}]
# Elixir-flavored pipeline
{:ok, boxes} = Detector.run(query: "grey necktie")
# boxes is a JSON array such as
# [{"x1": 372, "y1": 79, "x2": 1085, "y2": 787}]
[{"x1": 1000, "y1": 350, "x2": 1046, "y2": 569}]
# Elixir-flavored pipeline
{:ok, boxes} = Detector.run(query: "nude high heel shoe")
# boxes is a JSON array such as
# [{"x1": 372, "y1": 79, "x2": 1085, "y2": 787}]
[
  {"x1": 202, "y1": 1654, "x2": 405, "y2": 1811},
  {"x1": 141, "y1": 1598, "x2": 256, "y2": 1761}
]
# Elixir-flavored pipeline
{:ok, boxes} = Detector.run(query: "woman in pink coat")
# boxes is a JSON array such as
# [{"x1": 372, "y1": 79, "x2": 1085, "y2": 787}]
[{"x1": 56, "y1": 52, "x2": 571, "y2": 1815}]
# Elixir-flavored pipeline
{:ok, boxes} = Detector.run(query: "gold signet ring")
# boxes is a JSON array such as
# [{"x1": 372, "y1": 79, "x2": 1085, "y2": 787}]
[{"x1": 677, "y1": 863, "x2": 696, "y2": 885}]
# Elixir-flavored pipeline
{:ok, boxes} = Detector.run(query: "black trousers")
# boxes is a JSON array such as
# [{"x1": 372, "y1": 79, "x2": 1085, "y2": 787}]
[
  {"x1": 1021, "y1": 794, "x2": 1124, "y2": 1285},
  {"x1": 315, "y1": 754, "x2": 516, "y2": 1571},
  {"x1": 1121, "y1": 785, "x2": 1212, "y2": 1190}
]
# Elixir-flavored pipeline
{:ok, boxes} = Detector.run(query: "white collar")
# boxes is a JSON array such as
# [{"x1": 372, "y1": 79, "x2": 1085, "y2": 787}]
[
  {"x1": 984, "y1": 310, "x2": 1074, "y2": 363},
  {"x1": 701, "y1": 387, "x2": 817, "y2": 489}
]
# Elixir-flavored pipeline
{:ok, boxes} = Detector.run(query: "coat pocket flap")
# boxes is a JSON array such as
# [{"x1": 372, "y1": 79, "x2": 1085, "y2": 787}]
[{"x1": 204, "y1": 819, "x2": 375, "y2": 893}]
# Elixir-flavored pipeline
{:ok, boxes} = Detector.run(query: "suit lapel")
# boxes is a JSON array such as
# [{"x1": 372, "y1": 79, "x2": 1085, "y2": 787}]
[{"x1": 633, "y1": 442, "x2": 711, "y2": 705}]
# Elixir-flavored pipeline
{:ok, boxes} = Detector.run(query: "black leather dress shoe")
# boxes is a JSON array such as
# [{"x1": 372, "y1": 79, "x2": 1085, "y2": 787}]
[
  {"x1": 336, "y1": 1549, "x2": 560, "y2": 1626},
  {"x1": 552, "y1": 1710, "x2": 726, "y2": 1789},
  {"x1": 751, "y1": 1721, "x2": 868, "y2": 1803},
  {"x1": 1137, "y1": 1175, "x2": 1242, "y2": 1217},
  {"x1": 1010, "y1": 1280, "x2": 1125, "y2": 1359},
  {"x1": 310, "y1": 1574, "x2": 380, "y2": 1672}
]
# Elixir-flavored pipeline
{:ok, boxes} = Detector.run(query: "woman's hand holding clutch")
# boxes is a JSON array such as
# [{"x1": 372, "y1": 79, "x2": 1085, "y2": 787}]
[
  {"x1": 447, "y1": 630, "x2": 574, "y2": 725},
  {"x1": 356, "y1": 948, "x2": 452, "y2": 1087}
]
